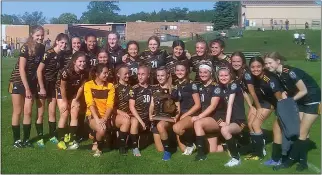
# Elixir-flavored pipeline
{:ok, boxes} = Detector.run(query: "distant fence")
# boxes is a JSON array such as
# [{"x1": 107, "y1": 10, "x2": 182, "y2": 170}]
[{"x1": 244, "y1": 18, "x2": 321, "y2": 30}]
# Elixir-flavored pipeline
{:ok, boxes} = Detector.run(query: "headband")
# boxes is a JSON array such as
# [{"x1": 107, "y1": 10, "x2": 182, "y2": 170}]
[{"x1": 199, "y1": 64, "x2": 212, "y2": 72}]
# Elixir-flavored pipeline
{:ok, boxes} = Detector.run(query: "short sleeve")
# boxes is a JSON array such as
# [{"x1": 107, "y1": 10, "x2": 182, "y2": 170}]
[
  {"x1": 84, "y1": 82, "x2": 95, "y2": 108},
  {"x1": 229, "y1": 82, "x2": 238, "y2": 94},
  {"x1": 19, "y1": 45, "x2": 28, "y2": 58},
  {"x1": 41, "y1": 52, "x2": 50, "y2": 65},
  {"x1": 213, "y1": 86, "x2": 222, "y2": 97},
  {"x1": 243, "y1": 71, "x2": 253, "y2": 85},
  {"x1": 269, "y1": 77, "x2": 283, "y2": 93},
  {"x1": 191, "y1": 83, "x2": 199, "y2": 94},
  {"x1": 288, "y1": 68, "x2": 303, "y2": 84},
  {"x1": 106, "y1": 84, "x2": 115, "y2": 109},
  {"x1": 129, "y1": 87, "x2": 136, "y2": 100},
  {"x1": 61, "y1": 69, "x2": 69, "y2": 81}
]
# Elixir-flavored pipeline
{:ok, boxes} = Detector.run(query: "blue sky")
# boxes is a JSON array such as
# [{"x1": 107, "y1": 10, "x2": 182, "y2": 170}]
[{"x1": 2, "y1": 1, "x2": 214, "y2": 19}]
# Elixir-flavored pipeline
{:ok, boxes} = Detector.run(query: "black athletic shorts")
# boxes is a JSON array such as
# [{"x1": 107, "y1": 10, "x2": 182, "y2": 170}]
[
  {"x1": 38, "y1": 81, "x2": 56, "y2": 99},
  {"x1": 253, "y1": 100, "x2": 274, "y2": 110},
  {"x1": 56, "y1": 88, "x2": 76, "y2": 101},
  {"x1": 8, "y1": 81, "x2": 37, "y2": 96},
  {"x1": 298, "y1": 103, "x2": 321, "y2": 115}
]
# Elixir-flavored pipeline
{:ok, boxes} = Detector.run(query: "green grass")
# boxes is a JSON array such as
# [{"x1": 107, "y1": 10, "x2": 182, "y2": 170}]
[{"x1": 1, "y1": 30, "x2": 321, "y2": 174}]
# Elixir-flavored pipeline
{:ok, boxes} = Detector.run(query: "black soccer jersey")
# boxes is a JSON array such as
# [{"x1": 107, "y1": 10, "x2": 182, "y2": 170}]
[
  {"x1": 126, "y1": 58, "x2": 139, "y2": 86},
  {"x1": 172, "y1": 79, "x2": 199, "y2": 114},
  {"x1": 213, "y1": 82, "x2": 246, "y2": 120},
  {"x1": 108, "y1": 46, "x2": 126, "y2": 69},
  {"x1": 151, "y1": 85, "x2": 172, "y2": 117},
  {"x1": 129, "y1": 84, "x2": 153, "y2": 119},
  {"x1": 198, "y1": 82, "x2": 218, "y2": 112},
  {"x1": 10, "y1": 44, "x2": 45, "y2": 83},
  {"x1": 61, "y1": 50, "x2": 73, "y2": 69},
  {"x1": 115, "y1": 83, "x2": 131, "y2": 113},
  {"x1": 41, "y1": 48, "x2": 64, "y2": 82},
  {"x1": 211, "y1": 57, "x2": 231, "y2": 73},
  {"x1": 253, "y1": 71, "x2": 284, "y2": 107},
  {"x1": 85, "y1": 49, "x2": 99, "y2": 68},
  {"x1": 234, "y1": 68, "x2": 254, "y2": 93},
  {"x1": 165, "y1": 54, "x2": 191, "y2": 83},
  {"x1": 277, "y1": 65, "x2": 321, "y2": 104}
]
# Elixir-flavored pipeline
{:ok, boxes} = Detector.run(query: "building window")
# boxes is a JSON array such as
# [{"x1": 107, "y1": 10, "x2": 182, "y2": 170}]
[
  {"x1": 160, "y1": 25, "x2": 168, "y2": 30},
  {"x1": 169, "y1": 25, "x2": 177, "y2": 30},
  {"x1": 206, "y1": 26, "x2": 213, "y2": 31}
]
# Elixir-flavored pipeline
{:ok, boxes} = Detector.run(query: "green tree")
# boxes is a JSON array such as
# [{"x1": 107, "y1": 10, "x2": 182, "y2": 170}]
[
  {"x1": 80, "y1": 1, "x2": 120, "y2": 24},
  {"x1": 213, "y1": 1, "x2": 239, "y2": 30},
  {"x1": 58, "y1": 13, "x2": 78, "y2": 24},
  {"x1": 21, "y1": 11, "x2": 47, "y2": 25},
  {"x1": 1, "y1": 14, "x2": 22, "y2": 24}
]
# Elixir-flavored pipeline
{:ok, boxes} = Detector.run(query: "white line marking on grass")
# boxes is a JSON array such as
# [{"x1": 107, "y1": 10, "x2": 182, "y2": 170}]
[
  {"x1": 308, "y1": 162, "x2": 321, "y2": 173},
  {"x1": 1, "y1": 96, "x2": 7, "y2": 100}
]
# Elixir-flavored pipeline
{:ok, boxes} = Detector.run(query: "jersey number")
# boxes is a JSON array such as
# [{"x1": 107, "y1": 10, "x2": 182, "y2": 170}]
[
  {"x1": 201, "y1": 94, "x2": 205, "y2": 102},
  {"x1": 143, "y1": 95, "x2": 151, "y2": 103},
  {"x1": 90, "y1": 59, "x2": 97, "y2": 66},
  {"x1": 151, "y1": 60, "x2": 158, "y2": 68},
  {"x1": 130, "y1": 67, "x2": 138, "y2": 75}
]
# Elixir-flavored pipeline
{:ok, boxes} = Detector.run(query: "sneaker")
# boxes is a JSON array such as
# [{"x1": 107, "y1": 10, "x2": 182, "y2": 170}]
[
  {"x1": 64, "y1": 133, "x2": 71, "y2": 143},
  {"x1": 244, "y1": 155, "x2": 262, "y2": 161},
  {"x1": 225, "y1": 158, "x2": 241, "y2": 167},
  {"x1": 132, "y1": 148, "x2": 141, "y2": 157},
  {"x1": 57, "y1": 141, "x2": 67, "y2": 150},
  {"x1": 13, "y1": 140, "x2": 24, "y2": 148},
  {"x1": 194, "y1": 154, "x2": 207, "y2": 161},
  {"x1": 93, "y1": 150, "x2": 102, "y2": 157},
  {"x1": 49, "y1": 137, "x2": 59, "y2": 144},
  {"x1": 296, "y1": 163, "x2": 308, "y2": 172},
  {"x1": 162, "y1": 151, "x2": 171, "y2": 161},
  {"x1": 36, "y1": 139, "x2": 45, "y2": 148},
  {"x1": 263, "y1": 139, "x2": 267, "y2": 156},
  {"x1": 263, "y1": 159, "x2": 281, "y2": 166},
  {"x1": 67, "y1": 140, "x2": 79, "y2": 150},
  {"x1": 182, "y1": 144, "x2": 196, "y2": 155},
  {"x1": 119, "y1": 147, "x2": 127, "y2": 156},
  {"x1": 23, "y1": 140, "x2": 34, "y2": 148}
]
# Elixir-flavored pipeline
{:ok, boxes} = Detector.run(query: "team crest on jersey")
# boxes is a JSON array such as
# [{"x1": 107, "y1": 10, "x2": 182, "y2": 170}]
[
  {"x1": 129, "y1": 89, "x2": 134, "y2": 97},
  {"x1": 270, "y1": 82, "x2": 275, "y2": 89},
  {"x1": 192, "y1": 84, "x2": 198, "y2": 90},
  {"x1": 20, "y1": 46, "x2": 26, "y2": 53},
  {"x1": 214, "y1": 87, "x2": 221, "y2": 94},
  {"x1": 289, "y1": 71, "x2": 297, "y2": 79},
  {"x1": 244, "y1": 73, "x2": 251, "y2": 80},
  {"x1": 121, "y1": 88, "x2": 126, "y2": 92},
  {"x1": 231, "y1": 83, "x2": 237, "y2": 90},
  {"x1": 43, "y1": 53, "x2": 48, "y2": 61}
]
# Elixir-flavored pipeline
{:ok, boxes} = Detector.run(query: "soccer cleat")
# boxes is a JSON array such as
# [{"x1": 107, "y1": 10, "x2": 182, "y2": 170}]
[
  {"x1": 162, "y1": 151, "x2": 171, "y2": 161},
  {"x1": 194, "y1": 154, "x2": 207, "y2": 161},
  {"x1": 93, "y1": 150, "x2": 102, "y2": 157},
  {"x1": 224, "y1": 158, "x2": 241, "y2": 167},
  {"x1": 132, "y1": 148, "x2": 141, "y2": 157},
  {"x1": 273, "y1": 159, "x2": 295, "y2": 171},
  {"x1": 296, "y1": 163, "x2": 308, "y2": 172},
  {"x1": 64, "y1": 133, "x2": 71, "y2": 143},
  {"x1": 263, "y1": 159, "x2": 281, "y2": 166},
  {"x1": 57, "y1": 141, "x2": 67, "y2": 150},
  {"x1": 49, "y1": 137, "x2": 59, "y2": 144},
  {"x1": 13, "y1": 140, "x2": 24, "y2": 148},
  {"x1": 244, "y1": 155, "x2": 262, "y2": 161},
  {"x1": 119, "y1": 147, "x2": 127, "y2": 156},
  {"x1": 263, "y1": 139, "x2": 267, "y2": 156},
  {"x1": 23, "y1": 140, "x2": 34, "y2": 148},
  {"x1": 67, "y1": 140, "x2": 79, "y2": 150},
  {"x1": 36, "y1": 139, "x2": 45, "y2": 148},
  {"x1": 182, "y1": 144, "x2": 196, "y2": 155}
]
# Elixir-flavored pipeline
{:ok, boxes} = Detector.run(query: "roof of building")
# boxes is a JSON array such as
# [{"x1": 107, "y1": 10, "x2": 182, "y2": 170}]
[{"x1": 241, "y1": 1, "x2": 319, "y2": 6}]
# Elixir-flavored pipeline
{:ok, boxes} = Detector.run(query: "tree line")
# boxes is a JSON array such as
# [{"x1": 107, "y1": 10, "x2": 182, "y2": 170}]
[{"x1": 2, "y1": 1, "x2": 239, "y2": 30}]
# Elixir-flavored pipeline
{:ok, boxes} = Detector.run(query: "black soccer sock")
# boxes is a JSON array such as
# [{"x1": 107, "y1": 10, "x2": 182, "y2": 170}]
[
  {"x1": 76, "y1": 114, "x2": 85, "y2": 138},
  {"x1": 250, "y1": 133, "x2": 256, "y2": 154},
  {"x1": 226, "y1": 137, "x2": 239, "y2": 160},
  {"x1": 23, "y1": 124, "x2": 31, "y2": 142},
  {"x1": 69, "y1": 126, "x2": 78, "y2": 142},
  {"x1": 196, "y1": 136, "x2": 206, "y2": 156},
  {"x1": 183, "y1": 129, "x2": 194, "y2": 147},
  {"x1": 161, "y1": 138, "x2": 170, "y2": 152},
  {"x1": 57, "y1": 127, "x2": 66, "y2": 141},
  {"x1": 97, "y1": 140, "x2": 104, "y2": 151},
  {"x1": 253, "y1": 133, "x2": 264, "y2": 157},
  {"x1": 289, "y1": 139, "x2": 300, "y2": 161},
  {"x1": 118, "y1": 131, "x2": 128, "y2": 148},
  {"x1": 298, "y1": 139, "x2": 308, "y2": 165},
  {"x1": 35, "y1": 123, "x2": 43, "y2": 139},
  {"x1": 130, "y1": 134, "x2": 139, "y2": 148},
  {"x1": 272, "y1": 143, "x2": 282, "y2": 162},
  {"x1": 12, "y1": 125, "x2": 20, "y2": 142},
  {"x1": 48, "y1": 122, "x2": 56, "y2": 138}
]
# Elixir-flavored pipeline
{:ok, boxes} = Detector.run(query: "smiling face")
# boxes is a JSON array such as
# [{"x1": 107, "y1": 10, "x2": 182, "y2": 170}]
[
  {"x1": 85, "y1": 36, "x2": 97, "y2": 51},
  {"x1": 156, "y1": 69, "x2": 168, "y2": 85},
  {"x1": 117, "y1": 67, "x2": 129, "y2": 83},
  {"x1": 175, "y1": 65, "x2": 187, "y2": 80},
  {"x1": 218, "y1": 69, "x2": 231, "y2": 85},
  {"x1": 231, "y1": 55, "x2": 243, "y2": 71},
  {"x1": 98, "y1": 52, "x2": 109, "y2": 64},
  {"x1": 32, "y1": 30, "x2": 44, "y2": 44},
  {"x1": 264, "y1": 57, "x2": 280, "y2": 73},
  {"x1": 55, "y1": 39, "x2": 68, "y2": 51},
  {"x1": 108, "y1": 33, "x2": 118, "y2": 48},
  {"x1": 97, "y1": 67, "x2": 109, "y2": 82},
  {"x1": 71, "y1": 37, "x2": 81, "y2": 52},
  {"x1": 138, "y1": 67, "x2": 149, "y2": 84},
  {"x1": 148, "y1": 39, "x2": 159, "y2": 53},
  {"x1": 250, "y1": 60, "x2": 264, "y2": 77},
  {"x1": 74, "y1": 56, "x2": 86, "y2": 71},
  {"x1": 128, "y1": 43, "x2": 139, "y2": 58},
  {"x1": 173, "y1": 45, "x2": 184, "y2": 58},
  {"x1": 199, "y1": 68, "x2": 212, "y2": 82},
  {"x1": 195, "y1": 42, "x2": 207, "y2": 56},
  {"x1": 210, "y1": 42, "x2": 223, "y2": 56}
]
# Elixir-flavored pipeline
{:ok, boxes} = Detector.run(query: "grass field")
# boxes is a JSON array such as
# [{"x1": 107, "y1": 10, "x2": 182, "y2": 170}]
[{"x1": 1, "y1": 30, "x2": 321, "y2": 174}]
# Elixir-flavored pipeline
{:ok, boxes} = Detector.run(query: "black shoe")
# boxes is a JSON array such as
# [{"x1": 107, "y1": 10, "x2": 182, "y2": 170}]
[
  {"x1": 296, "y1": 163, "x2": 308, "y2": 172},
  {"x1": 23, "y1": 140, "x2": 34, "y2": 148},
  {"x1": 195, "y1": 154, "x2": 207, "y2": 161},
  {"x1": 13, "y1": 140, "x2": 24, "y2": 148},
  {"x1": 119, "y1": 147, "x2": 127, "y2": 155},
  {"x1": 273, "y1": 159, "x2": 295, "y2": 171}
]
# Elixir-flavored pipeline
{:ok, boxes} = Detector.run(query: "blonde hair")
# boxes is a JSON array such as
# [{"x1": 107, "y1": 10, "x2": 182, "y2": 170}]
[{"x1": 25, "y1": 25, "x2": 44, "y2": 56}]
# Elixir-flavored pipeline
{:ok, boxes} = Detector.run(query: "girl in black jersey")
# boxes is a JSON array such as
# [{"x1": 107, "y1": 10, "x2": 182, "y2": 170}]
[
  {"x1": 246, "y1": 57, "x2": 284, "y2": 161},
  {"x1": 36, "y1": 33, "x2": 69, "y2": 147},
  {"x1": 80, "y1": 33, "x2": 100, "y2": 67},
  {"x1": 106, "y1": 32, "x2": 126, "y2": 71},
  {"x1": 264, "y1": 52, "x2": 321, "y2": 171},
  {"x1": 113, "y1": 65, "x2": 132, "y2": 155},
  {"x1": 129, "y1": 65, "x2": 153, "y2": 157},
  {"x1": 97, "y1": 48, "x2": 109, "y2": 64},
  {"x1": 172, "y1": 63, "x2": 201, "y2": 155},
  {"x1": 140, "y1": 36, "x2": 168, "y2": 85},
  {"x1": 209, "y1": 39, "x2": 231, "y2": 74},
  {"x1": 190, "y1": 40, "x2": 211, "y2": 83},
  {"x1": 165, "y1": 40, "x2": 191, "y2": 85},
  {"x1": 149, "y1": 67, "x2": 180, "y2": 161},
  {"x1": 9, "y1": 25, "x2": 45, "y2": 148},
  {"x1": 56, "y1": 51, "x2": 88, "y2": 150},
  {"x1": 71, "y1": 36, "x2": 81, "y2": 54},
  {"x1": 121, "y1": 41, "x2": 140, "y2": 86}
]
